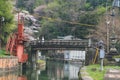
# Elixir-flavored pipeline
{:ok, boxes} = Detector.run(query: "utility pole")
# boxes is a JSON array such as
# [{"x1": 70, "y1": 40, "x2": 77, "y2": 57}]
[
  {"x1": 106, "y1": 1, "x2": 110, "y2": 54},
  {"x1": 106, "y1": 21, "x2": 110, "y2": 54}
]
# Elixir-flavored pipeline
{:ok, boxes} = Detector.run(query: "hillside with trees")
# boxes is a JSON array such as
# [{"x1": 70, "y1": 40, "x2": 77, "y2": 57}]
[
  {"x1": 1, "y1": 0, "x2": 120, "y2": 52},
  {"x1": 34, "y1": 0, "x2": 112, "y2": 40},
  {"x1": 15, "y1": 0, "x2": 114, "y2": 40},
  {"x1": 3, "y1": 0, "x2": 120, "y2": 51}
]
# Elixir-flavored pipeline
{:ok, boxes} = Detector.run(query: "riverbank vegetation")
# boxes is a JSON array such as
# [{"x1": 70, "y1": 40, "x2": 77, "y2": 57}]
[
  {"x1": 0, "y1": 0, "x2": 15, "y2": 47},
  {"x1": 86, "y1": 64, "x2": 120, "y2": 80},
  {"x1": 37, "y1": 59, "x2": 46, "y2": 67},
  {"x1": 0, "y1": 50, "x2": 7, "y2": 56},
  {"x1": 37, "y1": 59, "x2": 45, "y2": 64}
]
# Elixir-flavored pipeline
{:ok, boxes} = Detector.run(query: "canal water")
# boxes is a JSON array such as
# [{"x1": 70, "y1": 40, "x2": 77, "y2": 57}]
[{"x1": 0, "y1": 61, "x2": 82, "y2": 80}]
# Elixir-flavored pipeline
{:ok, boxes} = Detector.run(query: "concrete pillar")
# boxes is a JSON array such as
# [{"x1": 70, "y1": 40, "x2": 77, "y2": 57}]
[{"x1": 30, "y1": 50, "x2": 38, "y2": 70}]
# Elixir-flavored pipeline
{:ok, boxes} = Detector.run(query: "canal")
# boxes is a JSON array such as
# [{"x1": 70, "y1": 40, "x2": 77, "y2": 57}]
[{"x1": 0, "y1": 61, "x2": 82, "y2": 80}]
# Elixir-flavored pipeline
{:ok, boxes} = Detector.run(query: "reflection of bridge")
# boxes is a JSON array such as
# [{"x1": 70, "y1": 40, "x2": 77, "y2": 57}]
[{"x1": 30, "y1": 39, "x2": 90, "y2": 50}]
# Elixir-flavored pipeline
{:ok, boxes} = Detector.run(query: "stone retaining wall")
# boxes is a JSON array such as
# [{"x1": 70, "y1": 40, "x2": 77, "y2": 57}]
[{"x1": 0, "y1": 56, "x2": 19, "y2": 72}]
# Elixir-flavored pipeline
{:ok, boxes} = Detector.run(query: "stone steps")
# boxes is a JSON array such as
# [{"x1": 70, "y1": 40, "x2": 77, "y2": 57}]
[{"x1": 104, "y1": 69, "x2": 120, "y2": 80}]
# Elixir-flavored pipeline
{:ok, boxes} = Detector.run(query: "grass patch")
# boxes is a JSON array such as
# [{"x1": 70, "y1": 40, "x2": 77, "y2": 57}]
[
  {"x1": 86, "y1": 64, "x2": 120, "y2": 80},
  {"x1": 0, "y1": 50, "x2": 7, "y2": 57}
]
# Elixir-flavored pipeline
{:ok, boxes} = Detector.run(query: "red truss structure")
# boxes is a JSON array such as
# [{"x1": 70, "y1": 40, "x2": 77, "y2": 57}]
[{"x1": 6, "y1": 13, "x2": 28, "y2": 63}]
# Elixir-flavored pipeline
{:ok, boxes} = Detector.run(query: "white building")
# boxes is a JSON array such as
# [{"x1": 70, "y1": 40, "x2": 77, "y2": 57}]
[{"x1": 64, "y1": 50, "x2": 86, "y2": 61}]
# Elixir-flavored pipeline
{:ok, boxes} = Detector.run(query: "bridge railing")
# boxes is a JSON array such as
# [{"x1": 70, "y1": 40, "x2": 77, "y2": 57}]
[{"x1": 30, "y1": 39, "x2": 89, "y2": 47}]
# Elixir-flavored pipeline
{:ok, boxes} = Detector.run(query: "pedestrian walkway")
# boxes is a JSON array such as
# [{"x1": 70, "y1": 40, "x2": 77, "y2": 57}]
[{"x1": 104, "y1": 69, "x2": 120, "y2": 80}]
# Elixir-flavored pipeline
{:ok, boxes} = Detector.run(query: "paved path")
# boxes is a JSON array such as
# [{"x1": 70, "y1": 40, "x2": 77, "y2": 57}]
[
  {"x1": 104, "y1": 69, "x2": 120, "y2": 80},
  {"x1": 80, "y1": 67, "x2": 93, "y2": 80}
]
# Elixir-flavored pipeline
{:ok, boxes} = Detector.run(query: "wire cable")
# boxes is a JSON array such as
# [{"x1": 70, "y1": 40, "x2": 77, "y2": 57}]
[{"x1": 38, "y1": 15, "x2": 96, "y2": 27}]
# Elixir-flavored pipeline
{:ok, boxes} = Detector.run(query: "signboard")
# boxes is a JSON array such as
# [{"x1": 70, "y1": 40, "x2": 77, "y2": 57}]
[{"x1": 100, "y1": 49, "x2": 105, "y2": 59}]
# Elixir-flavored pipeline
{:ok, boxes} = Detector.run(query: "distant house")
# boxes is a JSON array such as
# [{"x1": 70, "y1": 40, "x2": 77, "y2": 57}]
[
  {"x1": 61, "y1": 35, "x2": 74, "y2": 40},
  {"x1": 57, "y1": 35, "x2": 80, "y2": 40},
  {"x1": 64, "y1": 50, "x2": 86, "y2": 61},
  {"x1": 55, "y1": 35, "x2": 85, "y2": 61}
]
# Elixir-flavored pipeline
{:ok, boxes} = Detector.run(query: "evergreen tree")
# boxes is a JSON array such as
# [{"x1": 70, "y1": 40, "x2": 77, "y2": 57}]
[{"x1": 0, "y1": 0, "x2": 15, "y2": 47}]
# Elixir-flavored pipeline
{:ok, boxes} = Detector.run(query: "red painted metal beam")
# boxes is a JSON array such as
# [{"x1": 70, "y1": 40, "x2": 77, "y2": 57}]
[{"x1": 6, "y1": 13, "x2": 28, "y2": 63}]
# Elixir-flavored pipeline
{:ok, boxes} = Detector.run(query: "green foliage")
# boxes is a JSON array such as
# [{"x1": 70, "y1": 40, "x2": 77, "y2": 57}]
[
  {"x1": 84, "y1": 3, "x2": 92, "y2": 10},
  {"x1": 16, "y1": 0, "x2": 24, "y2": 8},
  {"x1": 37, "y1": 60, "x2": 45, "y2": 64},
  {"x1": 95, "y1": 6, "x2": 106, "y2": 15},
  {"x1": 16, "y1": 0, "x2": 35, "y2": 13},
  {"x1": 85, "y1": 0, "x2": 112, "y2": 10},
  {"x1": 16, "y1": 0, "x2": 113, "y2": 40},
  {"x1": 35, "y1": 0, "x2": 45, "y2": 7},
  {"x1": 0, "y1": 50, "x2": 7, "y2": 56},
  {"x1": 113, "y1": 55, "x2": 120, "y2": 58},
  {"x1": 38, "y1": 0, "x2": 95, "y2": 39},
  {"x1": 16, "y1": 0, "x2": 54, "y2": 13},
  {"x1": 86, "y1": 0, "x2": 107, "y2": 8},
  {"x1": 0, "y1": 0, "x2": 15, "y2": 46}
]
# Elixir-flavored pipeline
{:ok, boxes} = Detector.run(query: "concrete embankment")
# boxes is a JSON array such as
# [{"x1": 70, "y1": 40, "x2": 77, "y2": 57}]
[{"x1": 0, "y1": 56, "x2": 19, "y2": 72}]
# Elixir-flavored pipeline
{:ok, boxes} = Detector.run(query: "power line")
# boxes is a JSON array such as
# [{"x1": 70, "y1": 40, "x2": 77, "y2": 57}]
[{"x1": 38, "y1": 15, "x2": 96, "y2": 27}]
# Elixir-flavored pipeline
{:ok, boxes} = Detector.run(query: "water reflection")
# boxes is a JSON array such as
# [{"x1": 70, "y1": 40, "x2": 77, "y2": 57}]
[
  {"x1": 42, "y1": 61, "x2": 81, "y2": 80},
  {"x1": 0, "y1": 61, "x2": 82, "y2": 80},
  {"x1": 18, "y1": 76, "x2": 27, "y2": 80},
  {"x1": 64, "y1": 63, "x2": 80, "y2": 80}
]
